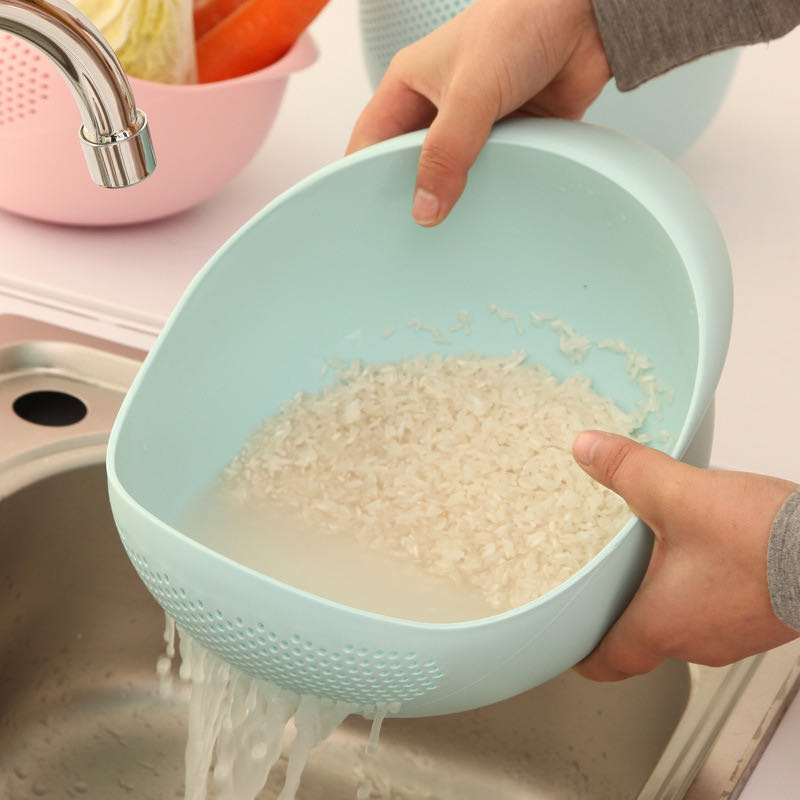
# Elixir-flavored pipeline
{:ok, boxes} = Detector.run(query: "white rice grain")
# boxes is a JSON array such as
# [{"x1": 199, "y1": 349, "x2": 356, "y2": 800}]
[{"x1": 224, "y1": 352, "x2": 640, "y2": 612}]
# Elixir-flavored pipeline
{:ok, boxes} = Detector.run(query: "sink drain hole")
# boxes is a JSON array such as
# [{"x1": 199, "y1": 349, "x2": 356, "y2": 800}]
[{"x1": 13, "y1": 390, "x2": 88, "y2": 427}]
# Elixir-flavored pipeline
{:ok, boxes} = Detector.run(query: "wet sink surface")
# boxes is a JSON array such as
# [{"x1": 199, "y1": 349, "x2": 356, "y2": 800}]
[
  {"x1": 1, "y1": 314, "x2": 799, "y2": 800},
  {"x1": 0, "y1": 462, "x2": 687, "y2": 800}
]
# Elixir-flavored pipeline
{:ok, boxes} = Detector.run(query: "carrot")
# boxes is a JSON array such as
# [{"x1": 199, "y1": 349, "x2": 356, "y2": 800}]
[
  {"x1": 193, "y1": 0, "x2": 249, "y2": 40},
  {"x1": 196, "y1": 0, "x2": 329, "y2": 83}
]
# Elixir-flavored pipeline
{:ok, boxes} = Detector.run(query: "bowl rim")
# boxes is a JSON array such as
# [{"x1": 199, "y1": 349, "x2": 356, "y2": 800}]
[
  {"x1": 129, "y1": 31, "x2": 319, "y2": 92},
  {"x1": 0, "y1": 28, "x2": 318, "y2": 96}
]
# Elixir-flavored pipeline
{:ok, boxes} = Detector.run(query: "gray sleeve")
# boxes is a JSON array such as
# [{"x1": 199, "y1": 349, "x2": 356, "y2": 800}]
[
  {"x1": 591, "y1": 0, "x2": 800, "y2": 90},
  {"x1": 768, "y1": 489, "x2": 800, "y2": 631}
]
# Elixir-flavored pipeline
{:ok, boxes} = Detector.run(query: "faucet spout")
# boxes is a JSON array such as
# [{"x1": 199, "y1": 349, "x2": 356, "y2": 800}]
[{"x1": 0, "y1": 0, "x2": 156, "y2": 188}]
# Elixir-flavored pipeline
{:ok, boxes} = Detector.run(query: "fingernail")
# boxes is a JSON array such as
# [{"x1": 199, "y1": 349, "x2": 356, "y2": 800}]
[
  {"x1": 412, "y1": 188, "x2": 440, "y2": 225},
  {"x1": 573, "y1": 430, "x2": 603, "y2": 466}
]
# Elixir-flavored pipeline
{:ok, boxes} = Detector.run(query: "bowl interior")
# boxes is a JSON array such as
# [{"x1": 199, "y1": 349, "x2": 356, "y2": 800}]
[{"x1": 112, "y1": 127, "x2": 700, "y2": 528}]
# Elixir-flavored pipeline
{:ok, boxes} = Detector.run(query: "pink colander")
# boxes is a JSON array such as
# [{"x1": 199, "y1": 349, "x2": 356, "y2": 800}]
[{"x1": 0, "y1": 31, "x2": 317, "y2": 226}]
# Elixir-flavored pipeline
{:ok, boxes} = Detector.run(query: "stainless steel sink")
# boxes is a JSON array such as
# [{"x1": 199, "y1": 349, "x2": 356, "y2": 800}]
[{"x1": 2, "y1": 313, "x2": 800, "y2": 800}]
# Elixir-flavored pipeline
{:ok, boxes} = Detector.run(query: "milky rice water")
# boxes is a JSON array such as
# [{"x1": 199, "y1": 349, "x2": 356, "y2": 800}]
[
  {"x1": 168, "y1": 312, "x2": 673, "y2": 799},
  {"x1": 210, "y1": 351, "x2": 640, "y2": 614}
]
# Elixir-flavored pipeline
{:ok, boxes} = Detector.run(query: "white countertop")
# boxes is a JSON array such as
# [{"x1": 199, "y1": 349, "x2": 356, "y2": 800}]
[{"x1": 1, "y1": 2, "x2": 799, "y2": 795}]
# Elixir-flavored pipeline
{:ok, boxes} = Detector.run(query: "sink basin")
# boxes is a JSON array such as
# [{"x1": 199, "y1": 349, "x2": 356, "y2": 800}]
[{"x1": 2, "y1": 314, "x2": 800, "y2": 800}]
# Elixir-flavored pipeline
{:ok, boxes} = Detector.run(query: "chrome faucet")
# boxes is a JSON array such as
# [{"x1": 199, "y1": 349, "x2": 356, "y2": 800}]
[{"x1": 0, "y1": 0, "x2": 156, "y2": 188}]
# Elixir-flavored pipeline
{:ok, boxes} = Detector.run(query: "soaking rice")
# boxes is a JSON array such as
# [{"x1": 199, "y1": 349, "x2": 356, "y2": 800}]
[{"x1": 222, "y1": 350, "x2": 641, "y2": 612}]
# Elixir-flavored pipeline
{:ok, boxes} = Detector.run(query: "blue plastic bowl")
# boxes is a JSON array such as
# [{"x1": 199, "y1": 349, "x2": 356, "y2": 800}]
[{"x1": 107, "y1": 119, "x2": 732, "y2": 717}]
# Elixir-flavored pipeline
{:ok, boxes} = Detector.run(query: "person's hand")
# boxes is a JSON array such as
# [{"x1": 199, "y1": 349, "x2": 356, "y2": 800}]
[
  {"x1": 571, "y1": 431, "x2": 799, "y2": 681},
  {"x1": 346, "y1": 0, "x2": 611, "y2": 226}
]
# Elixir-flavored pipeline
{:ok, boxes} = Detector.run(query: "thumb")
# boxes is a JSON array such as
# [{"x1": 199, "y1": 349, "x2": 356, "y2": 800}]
[
  {"x1": 411, "y1": 88, "x2": 496, "y2": 226},
  {"x1": 572, "y1": 430, "x2": 695, "y2": 529}
]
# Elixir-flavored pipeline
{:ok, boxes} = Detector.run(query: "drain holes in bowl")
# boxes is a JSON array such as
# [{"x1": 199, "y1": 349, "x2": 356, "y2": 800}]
[{"x1": 13, "y1": 390, "x2": 87, "y2": 427}]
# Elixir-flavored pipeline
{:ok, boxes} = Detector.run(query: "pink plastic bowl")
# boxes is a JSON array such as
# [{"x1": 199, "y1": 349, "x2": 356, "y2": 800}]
[{"x1": 0, "y1": 32, "x2": 318, "y2": 226}]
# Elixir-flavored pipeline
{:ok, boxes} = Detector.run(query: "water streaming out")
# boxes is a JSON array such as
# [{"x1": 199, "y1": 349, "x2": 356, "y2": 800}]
[{"x1": 159, "y1": 619, "x2": 394, "y2": 800}]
